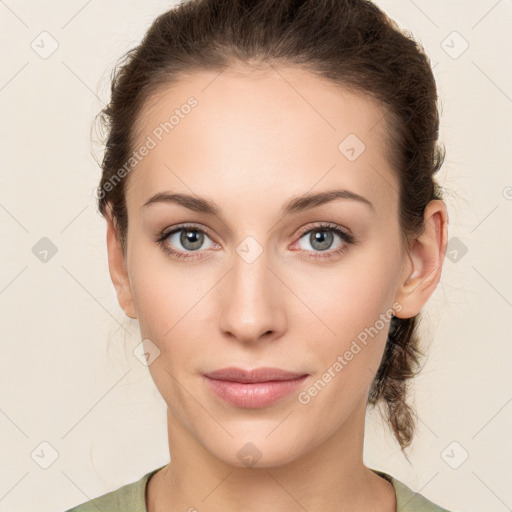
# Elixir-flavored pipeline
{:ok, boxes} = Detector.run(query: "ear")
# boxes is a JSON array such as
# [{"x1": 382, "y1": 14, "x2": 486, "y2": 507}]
[
  {"x1": 393, "y1": 199, "x2": 449, "y2": 319},
  {"x1": 105, "y1": 204, "x2": 137, "y2": 319}
]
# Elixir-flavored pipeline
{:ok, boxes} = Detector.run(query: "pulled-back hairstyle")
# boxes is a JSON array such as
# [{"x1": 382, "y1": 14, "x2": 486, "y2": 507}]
[{"x1": 95, "y1": 0, "x2": 445, "y2": 456}]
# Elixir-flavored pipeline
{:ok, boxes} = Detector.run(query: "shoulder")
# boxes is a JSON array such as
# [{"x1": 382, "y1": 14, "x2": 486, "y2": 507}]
[
  {"x1": 62, "y1": 466, "x2": 165, "y2": 512},
  {"x1": 372, "y1": 469, "x2": 455, "y2": 512}
]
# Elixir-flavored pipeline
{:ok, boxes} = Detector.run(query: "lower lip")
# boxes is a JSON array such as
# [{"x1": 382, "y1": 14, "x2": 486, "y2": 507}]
[{"x1": 204, "y1": 375, "x2": 309, "y2": 409}]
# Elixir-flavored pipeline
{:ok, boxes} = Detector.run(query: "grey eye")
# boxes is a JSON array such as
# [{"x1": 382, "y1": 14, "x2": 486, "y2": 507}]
[
  {"x1": 167, "y1": 228, "x2": 214, "y2": 252},
  {"x1": 297, "y1": 229, "x2": 343, "y2": 252}
]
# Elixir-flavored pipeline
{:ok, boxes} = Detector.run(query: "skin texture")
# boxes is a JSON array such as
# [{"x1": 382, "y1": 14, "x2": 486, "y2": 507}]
[{"x1": 105, "y1": 65, "x2": 448, "y2": 512}]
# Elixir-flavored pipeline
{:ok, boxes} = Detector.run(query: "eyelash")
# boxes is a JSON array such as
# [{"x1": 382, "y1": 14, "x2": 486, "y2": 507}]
[{"x1": 155, "y1": 222, "x2": 356, "y2": 261}]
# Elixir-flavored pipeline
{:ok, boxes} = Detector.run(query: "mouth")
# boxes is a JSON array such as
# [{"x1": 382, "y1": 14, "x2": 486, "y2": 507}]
[{"x1": 203, "y1": 366, "x2": 310, "y2": 409}]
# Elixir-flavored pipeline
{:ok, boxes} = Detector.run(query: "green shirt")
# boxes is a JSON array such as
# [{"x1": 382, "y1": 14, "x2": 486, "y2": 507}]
[{"x1": 64, "y1": 466, "x2": 453, "y2": 511}]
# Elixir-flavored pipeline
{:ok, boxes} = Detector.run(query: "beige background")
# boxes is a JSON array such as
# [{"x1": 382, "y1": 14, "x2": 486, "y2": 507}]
[{"x1": 0, "y1": 1, "x2": 511, "y2": 511}]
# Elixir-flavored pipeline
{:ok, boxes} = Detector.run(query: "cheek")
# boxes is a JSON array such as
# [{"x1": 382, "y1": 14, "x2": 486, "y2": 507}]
[
  {"x1": 300, "y1": 252, "x2": 399, "y2": 340},
  {"x1": 127, "y1": 236, "x2": 206, "y2": 336},
  {"x1": 132, "y1": 274, "x2": 203, "y2": 354},
  {"x1": 128, "y1": 255, "x2": 216, "y2": 399},
  {"x1": 128, "y1": 223, "x2": 402, "y2": 366},
  {"x1": 129, "y1": 258, "x2": 205, "y2": 415},
  {"x1": 293, "y1": 240, "x2": 401, "y2": 377}
]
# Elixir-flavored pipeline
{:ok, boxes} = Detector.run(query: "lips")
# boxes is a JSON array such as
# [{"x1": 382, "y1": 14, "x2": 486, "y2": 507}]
[
  {"x1": 203, "y1": 366, "x2": 310, "y2": 409},
  {"x1": 203, "y1": 366, "x2": 308, "y2": 383}
]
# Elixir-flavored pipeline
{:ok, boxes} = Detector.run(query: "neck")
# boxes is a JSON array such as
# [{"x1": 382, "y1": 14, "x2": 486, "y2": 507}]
[{"x1": 147, "y1": 400, "x2": 396, "y2": 512}]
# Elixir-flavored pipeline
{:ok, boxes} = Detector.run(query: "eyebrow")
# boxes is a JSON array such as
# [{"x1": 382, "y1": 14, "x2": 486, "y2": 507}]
[{"x1": 142, "y1": 188, "x2": 375, "y2": 216}]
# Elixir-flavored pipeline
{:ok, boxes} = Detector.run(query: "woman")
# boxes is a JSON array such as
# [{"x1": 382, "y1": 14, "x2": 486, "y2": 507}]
[{"x1": 65, "y1": 0, "x2": 453, "y2": 510}]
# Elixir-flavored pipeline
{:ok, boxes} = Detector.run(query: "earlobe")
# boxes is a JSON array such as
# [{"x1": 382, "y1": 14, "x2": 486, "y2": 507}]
[
  {"x1": 105, "y1": 206, "x2": 137, "y2": 320},
  {"x1": 393, "y1": 199, "x2": 449, "y2": 319}
]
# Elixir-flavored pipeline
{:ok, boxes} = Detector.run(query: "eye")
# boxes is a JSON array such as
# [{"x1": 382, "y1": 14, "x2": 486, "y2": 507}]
[
  {"x1": 156, "y1": 222, "x2": 356, "y2": 261},
  {"x1": 293, "y1": 222, "x2": 355, "y2": 260},
  {"x1": 156, "y1": 224, "x2": 217, "y2": 260}
]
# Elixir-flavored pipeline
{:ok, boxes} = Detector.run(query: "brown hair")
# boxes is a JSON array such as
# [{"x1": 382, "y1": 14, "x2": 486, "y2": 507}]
[{"x1": 95, "y1": 0, "x2": 445, "y2": 456}]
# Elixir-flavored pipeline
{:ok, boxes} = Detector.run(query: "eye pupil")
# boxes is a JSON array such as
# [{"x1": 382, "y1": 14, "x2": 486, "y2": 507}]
[{"x1": 310, "y1": 230, "x2": 333, "y2": 251}]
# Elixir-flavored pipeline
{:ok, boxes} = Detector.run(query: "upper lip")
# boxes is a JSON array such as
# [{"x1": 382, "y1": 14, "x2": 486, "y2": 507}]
[{"x1": 204, "y1": 367, "x2": 308, "y2": 383}]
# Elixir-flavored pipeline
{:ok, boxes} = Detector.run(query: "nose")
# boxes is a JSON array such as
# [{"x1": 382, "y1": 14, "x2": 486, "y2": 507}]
[{"x1": 217, "y1": 247, "x2": 286, "y2": 345}]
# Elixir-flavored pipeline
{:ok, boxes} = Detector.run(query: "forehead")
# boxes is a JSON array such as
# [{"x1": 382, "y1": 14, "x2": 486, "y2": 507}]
[{"x1": 126, "y1": 65, "x2": 399, "y2": 216}]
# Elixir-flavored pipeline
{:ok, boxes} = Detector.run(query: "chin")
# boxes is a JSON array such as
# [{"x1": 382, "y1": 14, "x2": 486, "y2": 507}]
[{"x1": 206, "y1": 434, "x2": 308, "y2": 469}]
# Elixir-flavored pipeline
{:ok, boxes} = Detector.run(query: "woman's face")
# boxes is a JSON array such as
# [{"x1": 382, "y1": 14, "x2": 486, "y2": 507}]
[{"x1": 114, "y1": 66, "x2": 414, "y2": 467}]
